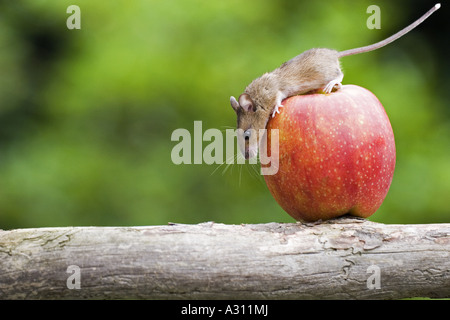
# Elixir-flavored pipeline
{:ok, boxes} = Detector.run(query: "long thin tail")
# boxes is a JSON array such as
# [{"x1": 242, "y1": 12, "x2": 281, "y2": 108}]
[{"x1": 338, "y1": 3, "x2": 440, "y2": 58}]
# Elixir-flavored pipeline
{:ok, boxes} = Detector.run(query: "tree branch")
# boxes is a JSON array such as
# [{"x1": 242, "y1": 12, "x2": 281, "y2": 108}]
[{"x1": 0, "y1": 217, "x2": 449, "y2": 299}]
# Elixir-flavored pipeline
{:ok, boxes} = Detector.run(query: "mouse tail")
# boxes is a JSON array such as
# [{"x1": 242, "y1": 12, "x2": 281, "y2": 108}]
[{"x1": 338, "y1": 3, "x2": 440, "y2": 58}]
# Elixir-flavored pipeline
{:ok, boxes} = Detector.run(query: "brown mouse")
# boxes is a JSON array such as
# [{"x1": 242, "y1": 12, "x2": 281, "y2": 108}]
[{"x1": 230, "y1": 4, "x2": 440, "y2": 160}]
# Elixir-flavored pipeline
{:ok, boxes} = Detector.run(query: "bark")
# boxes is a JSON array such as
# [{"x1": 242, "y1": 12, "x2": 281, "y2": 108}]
[{"x1": 0, "y1": 217, "x2": 449, "y2": 299}]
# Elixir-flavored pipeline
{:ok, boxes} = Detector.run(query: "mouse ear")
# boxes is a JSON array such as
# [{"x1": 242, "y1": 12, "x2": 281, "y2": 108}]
[
  {"x1": 230, "y1": 96, "x2": 240, "y2": 113},
  {"x1": 239, "y1": 93, "x2": 255, "y2": 112}
]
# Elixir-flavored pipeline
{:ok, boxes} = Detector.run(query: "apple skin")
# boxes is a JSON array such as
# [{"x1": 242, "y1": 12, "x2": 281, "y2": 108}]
[{"x1": 263, "y1": 85, "x2": 396, "y2": 222}]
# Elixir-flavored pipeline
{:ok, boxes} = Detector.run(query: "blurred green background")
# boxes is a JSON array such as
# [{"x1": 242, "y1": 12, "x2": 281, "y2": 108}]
[{"x1": 0, "y1": 0, "x2": 448, "y2": 229}]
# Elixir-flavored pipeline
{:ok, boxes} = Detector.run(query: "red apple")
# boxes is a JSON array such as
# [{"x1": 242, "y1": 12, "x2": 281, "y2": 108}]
[{"x1": 263, "y1": 85, "x2": 396, "y2": 221}]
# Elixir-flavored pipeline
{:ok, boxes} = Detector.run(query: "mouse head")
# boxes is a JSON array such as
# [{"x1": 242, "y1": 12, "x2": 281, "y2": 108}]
[{"x1": 230, "y1": 94, "x2": 269, "y2": 160}]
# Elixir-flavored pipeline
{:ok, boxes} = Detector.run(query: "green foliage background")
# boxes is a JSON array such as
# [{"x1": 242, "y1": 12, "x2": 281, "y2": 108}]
[{"x1": 0, "y1": 0, "x2": 449, "y2": 229}]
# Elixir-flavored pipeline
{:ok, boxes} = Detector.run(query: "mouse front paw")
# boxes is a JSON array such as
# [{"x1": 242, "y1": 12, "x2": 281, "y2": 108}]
[{"x1": 272, "y1": 104, "x2": 283, "y2": 118}]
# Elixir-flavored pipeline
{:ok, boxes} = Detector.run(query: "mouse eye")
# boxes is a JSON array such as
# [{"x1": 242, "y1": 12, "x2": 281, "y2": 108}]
[{"x1": 244, "y1": 130, "x2": 251, "y2": 140}]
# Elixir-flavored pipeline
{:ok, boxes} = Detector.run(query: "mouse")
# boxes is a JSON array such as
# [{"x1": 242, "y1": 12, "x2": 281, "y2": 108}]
[{"x1": 230, "y1": 3, "x2": 440, "y2": 160}]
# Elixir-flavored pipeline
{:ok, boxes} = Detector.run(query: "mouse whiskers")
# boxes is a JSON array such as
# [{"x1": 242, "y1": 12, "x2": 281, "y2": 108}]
[
  {"x1": 209, "y1": 152, "x2": 238, "y2": 177},
  {"x1": 209, "y1": 149, "x2": 266, "y2": 186}
]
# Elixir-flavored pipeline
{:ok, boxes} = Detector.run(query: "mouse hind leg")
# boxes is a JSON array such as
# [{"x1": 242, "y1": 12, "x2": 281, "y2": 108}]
[{"x1": 323, "y1": 72, "x2": 343, "y2": 94}]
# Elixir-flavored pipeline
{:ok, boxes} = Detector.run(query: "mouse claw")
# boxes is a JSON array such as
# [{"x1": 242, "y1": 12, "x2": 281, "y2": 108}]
[
  {"x1": 324, "y1": 75, "x2": 343, "y2": 94},
  {"x1": 272, "y1": 104, "x2": 283, "y2": 118},
  {"x1": 324, "y1": 81, "x2": 340, "y2": 93}
]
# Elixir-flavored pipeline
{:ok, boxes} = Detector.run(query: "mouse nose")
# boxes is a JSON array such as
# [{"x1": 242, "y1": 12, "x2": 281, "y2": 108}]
[{"x1": 244, "y1": 130, "x2": 251, "y2": 140}]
